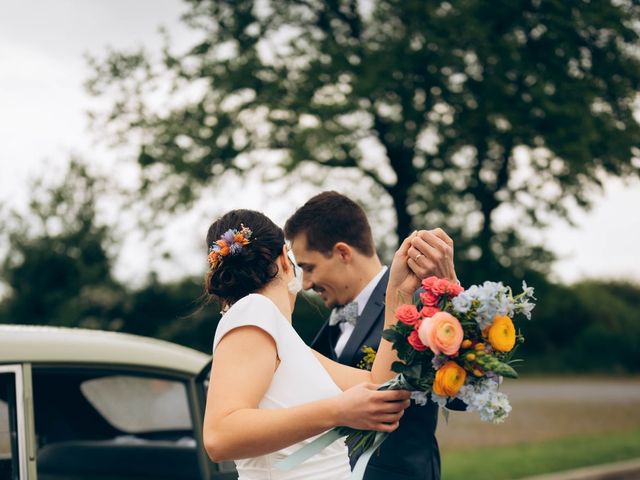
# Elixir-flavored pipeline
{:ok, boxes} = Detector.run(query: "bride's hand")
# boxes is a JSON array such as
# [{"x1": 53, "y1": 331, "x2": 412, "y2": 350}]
[
  {"x1": 387, "y1": 233, "x2": 421, "y2": 301},
  {"x1": 333, "y1": 383, "x2": 411, "y2": 432}
]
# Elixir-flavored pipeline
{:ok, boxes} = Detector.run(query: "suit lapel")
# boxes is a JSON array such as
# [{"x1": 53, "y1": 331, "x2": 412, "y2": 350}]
[
  {"x1": 338, "y1": 269, "x2": 389, "y2": 366},
  {"x1": 310, "y1": 320, "x2": 339, "y2": 361}
]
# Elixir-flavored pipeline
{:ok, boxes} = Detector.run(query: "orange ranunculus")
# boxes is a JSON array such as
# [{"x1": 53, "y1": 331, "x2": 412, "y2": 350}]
[
  {"x1": 418, "y1": 311, "x2": 464, "y2": 356},
  {"x1": 216, "y1": 239, "x2": 230, "y2": 256},
  {"x1": 234, "y1": 233, "x2": 250, "y2": 245},
  {"x1": 433, "y1": 361, "x2": 466, "y2": 397},
  {"x1": 208, "y1": 251, "x2": 220, "y2": 269},
  {"x1": 488, "y1": 315, "x2": 516, "y2": 352}
]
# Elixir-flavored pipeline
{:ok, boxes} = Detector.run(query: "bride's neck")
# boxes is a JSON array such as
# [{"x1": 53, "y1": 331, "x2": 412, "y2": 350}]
[{"x1": 259, "y1": 281, "x2": 293, "y2": 322}]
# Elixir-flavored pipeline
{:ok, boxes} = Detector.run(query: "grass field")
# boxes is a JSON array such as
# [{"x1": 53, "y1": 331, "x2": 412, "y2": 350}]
[
  {"x1": 441, "y1": 429, "x2": 640, "y2": 480},
  {"x1": 436, "y1": 377, "x2": 640, "y2": 479}
]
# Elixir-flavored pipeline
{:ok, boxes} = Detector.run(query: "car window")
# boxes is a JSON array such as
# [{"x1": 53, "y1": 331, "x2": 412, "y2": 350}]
[
  {"x1": 33, "y1": 369, "x2": 203, "y2": 480},
  {"x1": 0, "y1": 371, "x2": 20, "y2": 480},
  {"x1": 80, "y1": 375, "x2": 192, "y2": 433}
]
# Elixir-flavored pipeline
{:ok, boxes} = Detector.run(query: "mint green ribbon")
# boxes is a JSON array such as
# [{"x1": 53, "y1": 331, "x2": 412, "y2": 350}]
[
  {"x1": 274, "y1": 429, "x2": 345, "y2": 471},
  {"x1": 349, "y1": 431, "x2": 388, "y2": 479},
  {"x1": 274, "y1": 429, "x2": 387, "y2": 480}
]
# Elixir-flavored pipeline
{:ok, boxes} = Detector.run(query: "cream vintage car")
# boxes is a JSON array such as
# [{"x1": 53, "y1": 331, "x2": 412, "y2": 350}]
[{"x1": 0, "y1": 324, "x2": 237, "y2": 480}]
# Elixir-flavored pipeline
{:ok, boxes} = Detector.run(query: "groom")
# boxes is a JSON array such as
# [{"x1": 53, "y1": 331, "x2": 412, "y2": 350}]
[{"x1": 285, "y1": 191, "x2": 459, "y2": 480}]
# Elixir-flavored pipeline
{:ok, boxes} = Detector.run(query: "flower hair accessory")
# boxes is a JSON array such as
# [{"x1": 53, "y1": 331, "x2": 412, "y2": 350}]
[{"x1": 208, "y1": 224, "x2": 253, "y2": 270}]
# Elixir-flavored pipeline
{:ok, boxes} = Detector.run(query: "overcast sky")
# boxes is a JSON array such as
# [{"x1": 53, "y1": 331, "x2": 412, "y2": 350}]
[{"x1": 1, "y1": 0, "x2": 639, "y2": 286}]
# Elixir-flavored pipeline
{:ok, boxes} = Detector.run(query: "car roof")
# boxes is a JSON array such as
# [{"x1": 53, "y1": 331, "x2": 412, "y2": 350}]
[{"x1": 0, "y1": 324, "x2": 211, "y2": 375}]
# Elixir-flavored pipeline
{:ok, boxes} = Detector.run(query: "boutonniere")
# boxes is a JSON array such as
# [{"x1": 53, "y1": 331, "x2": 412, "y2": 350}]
[{"x1": 357, "y1": 345, "x2": 377, "y2": 371}]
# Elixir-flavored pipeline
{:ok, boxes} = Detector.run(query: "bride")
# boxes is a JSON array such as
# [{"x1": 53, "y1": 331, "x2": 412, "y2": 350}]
[{"x1": 202, "y1": 209, "x2": 425, "y2": 479}]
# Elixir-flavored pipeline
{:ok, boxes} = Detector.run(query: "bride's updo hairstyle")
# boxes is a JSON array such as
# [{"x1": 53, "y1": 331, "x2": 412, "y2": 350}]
[{"x1": 205, "y1": 209, "x2": 285, "y2": 307}]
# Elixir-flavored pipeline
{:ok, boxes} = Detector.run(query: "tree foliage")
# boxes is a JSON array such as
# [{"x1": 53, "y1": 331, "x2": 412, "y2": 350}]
[
  {"x1": 0, "y1": 159, "x2": 123, "y2": 329},
  {"x1": 87, "y1": 0, "x2": 640, "y2": 280},
  {"x1": 0, "y1": 159, "x2": 223, "y2": 348},
  {"x1": 1, "y1": 162, "x2": 637, "y2": 372}
]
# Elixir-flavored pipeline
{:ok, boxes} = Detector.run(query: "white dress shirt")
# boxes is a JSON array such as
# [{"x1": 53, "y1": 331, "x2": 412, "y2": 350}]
[{"x1": 333, "y1": 266, "x2": 388, "y2": 357}]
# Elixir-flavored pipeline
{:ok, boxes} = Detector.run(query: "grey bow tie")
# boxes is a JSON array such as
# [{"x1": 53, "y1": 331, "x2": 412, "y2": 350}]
[{"x1": 329, "y1": 301, "x2": 358, "y2": 327}]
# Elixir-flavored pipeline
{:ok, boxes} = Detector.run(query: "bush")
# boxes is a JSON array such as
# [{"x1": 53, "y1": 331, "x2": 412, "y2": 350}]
[{"x1": 520, "y1": 279, "x2": 640, "y2": 373}]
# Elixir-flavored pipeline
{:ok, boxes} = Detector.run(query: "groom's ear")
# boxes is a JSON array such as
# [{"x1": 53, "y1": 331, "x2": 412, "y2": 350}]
[{"x1": 333, "y1": 242, "x2": 353, "y2": 263}]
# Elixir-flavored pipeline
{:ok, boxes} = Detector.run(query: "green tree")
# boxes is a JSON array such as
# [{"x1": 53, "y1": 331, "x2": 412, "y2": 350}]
[
  {"x1": 87, "y1": 0, "x2": 640, "y2": 280},
  {"x1": 0, "y1": 159, "x2": 125, "y2": 329}
]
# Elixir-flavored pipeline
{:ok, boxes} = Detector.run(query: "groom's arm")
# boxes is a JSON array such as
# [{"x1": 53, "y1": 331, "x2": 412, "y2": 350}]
[{"x1": 312, "y1": 349, "x2": 372, "y2": 389}]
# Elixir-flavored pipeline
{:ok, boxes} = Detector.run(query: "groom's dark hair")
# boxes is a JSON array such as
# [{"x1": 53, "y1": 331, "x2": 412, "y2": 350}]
[{"x1": 284, "y1": 191, "x2": 375, "y2": 256}]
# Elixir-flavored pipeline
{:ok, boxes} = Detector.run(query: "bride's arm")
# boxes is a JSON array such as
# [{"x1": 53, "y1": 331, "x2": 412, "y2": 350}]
[
  {"x1": 203, "y1": 325, "x2": 409, "y2": 462},
  {"x1": 314, "y1": 234, "x2": 420, "y2": 390}
]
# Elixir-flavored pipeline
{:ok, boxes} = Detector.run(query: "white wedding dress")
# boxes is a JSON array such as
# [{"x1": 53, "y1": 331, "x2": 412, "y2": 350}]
[{"x1": 211, "y1": 293, "x2": 351, "y2": 480}]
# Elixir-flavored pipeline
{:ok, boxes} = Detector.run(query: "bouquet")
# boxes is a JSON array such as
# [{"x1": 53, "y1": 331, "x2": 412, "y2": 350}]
[
  {"x1": 341, "y1": 277, "x2": 535, "y2": 468},
  {"x1": 277, "y1": 276, "x2": 535, "y2": 479},
  {"x1": 384, "y1": 276, "x2": 535, "y2": 419}
]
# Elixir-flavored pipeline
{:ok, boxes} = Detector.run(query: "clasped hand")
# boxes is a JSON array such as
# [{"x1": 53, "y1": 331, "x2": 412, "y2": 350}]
[{"x1": 388, "y1": 228, "x2": 457, "y2": 299}]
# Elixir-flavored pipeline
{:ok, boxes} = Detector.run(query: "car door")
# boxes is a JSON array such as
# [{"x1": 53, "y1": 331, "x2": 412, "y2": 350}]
[
  {"x1": 0, "y1": 365, "x2": 28, "y2": 480},
  {"x1": 31, "y1": 364, "x2": 211, "y2": 480},
  {"x1": 195, "y1": 361, "x2": 238, "y2": 479}
]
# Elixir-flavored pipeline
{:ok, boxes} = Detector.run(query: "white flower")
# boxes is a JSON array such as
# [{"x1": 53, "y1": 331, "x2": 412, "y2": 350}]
[
  {"x1": 496, "y1": 293, "x2": 514, "y2": 317},
  {"x1": 481, "y1": 390, "x2": 511, "y2": 423},
  {"x1": 456, "y1": 379, "x2": 512, "y2": 423},
  {"x1": 518, "y1": 300, "x2": 535, "y2": 320},
  {"x1": 452, "y1": 292, "x2": 473, "y2": 314},
  {"x1": 411, "y1": 391, "x2": 429, "y2": 406},
  {"x1": 521, "y1": 281, "x2": 535, "y2": 299},
  {"x1": 465, "y1": 281, "x2": 511, "y2": 329},
  {"x1": 429, "y1": 392, "x2": 448, "y2": 409}
]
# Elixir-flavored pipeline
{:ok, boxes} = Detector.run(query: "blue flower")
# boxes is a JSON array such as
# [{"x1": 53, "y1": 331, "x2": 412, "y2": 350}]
[
  {"x1": 229, "y1": 242, "x2": 243, "y2": 254},
  {"x1": 431, "y1": 355, "x2": 448, "y2": 370},
  {"x1": 222, "y1": 229, "x2": 236, "y2": 244}
]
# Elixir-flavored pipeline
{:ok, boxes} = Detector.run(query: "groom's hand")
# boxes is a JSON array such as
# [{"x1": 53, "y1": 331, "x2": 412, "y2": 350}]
[{"x1": 408, "y1": 228, "x2": 458, "y2": 282}]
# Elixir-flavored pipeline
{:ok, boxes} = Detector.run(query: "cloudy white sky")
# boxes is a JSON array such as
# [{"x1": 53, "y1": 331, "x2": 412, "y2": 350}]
[{"x1": 1, "y1": 0, "x2": 639, "y2": 286}]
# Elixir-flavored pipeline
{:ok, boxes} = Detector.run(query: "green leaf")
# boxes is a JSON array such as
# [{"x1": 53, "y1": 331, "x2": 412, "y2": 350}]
[{"x1": 391, "y1": 361, "x2": 408, "y2": 373}]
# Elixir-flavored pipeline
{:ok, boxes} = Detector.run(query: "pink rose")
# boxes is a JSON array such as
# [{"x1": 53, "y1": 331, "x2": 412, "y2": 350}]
[
  {"x1": 431, "y1": 278, "x2": 464, "y2": 297},
  {"x1": 431, "y1": 278, "x2": 450, "y2": 296},
  {"x1": 421, "y1": 305, "x2": 440, "y2": 318},
  {"x1": 446, "y1": 282, "x2": 464, "y2": 297},
  {"x1": 418, "y1": 311, "x2": 464, "y2": 356},
  {"x1": 419, "y1": 290, "x2": 440, "y2": 307},
  {"x1": 421, "y1": 276, "x2": 439, "y2": 291},
  {"x1": 395, "y1": 304, "x2": 421, "y2": 326},
  {"x1": 407, "y1": 329, "x2": 429, "y2": 351},
  {"x1": 422, "y1": 276, "x2": 464, "y2": 298}
]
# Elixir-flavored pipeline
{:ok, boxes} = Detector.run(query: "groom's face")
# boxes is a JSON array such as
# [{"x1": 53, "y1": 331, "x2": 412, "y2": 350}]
[{"x1": 289, "y1": 233, "x2": 357, "y2": 308}]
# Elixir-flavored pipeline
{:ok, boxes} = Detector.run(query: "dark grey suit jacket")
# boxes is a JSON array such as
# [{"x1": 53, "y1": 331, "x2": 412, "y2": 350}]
[{"x1": 311, "y1": 270, "x2": 442, "y2": 480}]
